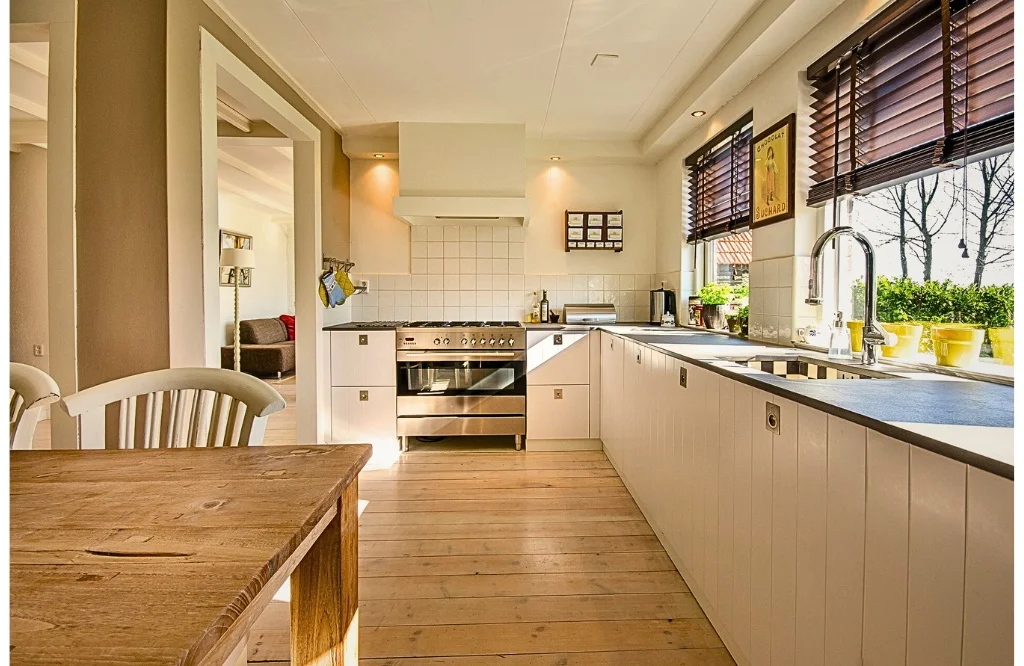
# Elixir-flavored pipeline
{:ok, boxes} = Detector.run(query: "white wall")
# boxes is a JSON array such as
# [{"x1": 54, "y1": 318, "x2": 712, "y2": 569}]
[
  {"x1": 654, "y1": 0, "x2": 890, "y2": 343},
  {"x1": 347, "y1": 157, "x2": 660, "y2": 322},
  {"x1": 218, "y1": 193, "x2": 294, "y2": 345},
  {"x1": 10, "y1": 146, "x2": 49, "y2": 372}
]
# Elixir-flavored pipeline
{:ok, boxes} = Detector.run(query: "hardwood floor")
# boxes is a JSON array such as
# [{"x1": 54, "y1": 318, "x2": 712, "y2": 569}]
[
  {"x1": 31, "y1": 375, "x2": 734, "y2": 663},
  {"x1": 248, "y1": 445, "x2": 734, "y2": 664}
]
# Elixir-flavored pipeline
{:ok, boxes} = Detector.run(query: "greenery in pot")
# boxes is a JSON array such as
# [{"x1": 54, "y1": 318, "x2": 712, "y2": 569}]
[
  {"x1": 698, "y1": 282, "x2": 733, "y2": 305},
  {"x1": 737, "y1": 305, "x2": 749, "y2": 321}
]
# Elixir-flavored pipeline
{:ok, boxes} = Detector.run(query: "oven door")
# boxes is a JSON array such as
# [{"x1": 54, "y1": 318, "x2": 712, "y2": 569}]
[{"x1": 396, "y1": 350, "x2": 526, "y2": 416}]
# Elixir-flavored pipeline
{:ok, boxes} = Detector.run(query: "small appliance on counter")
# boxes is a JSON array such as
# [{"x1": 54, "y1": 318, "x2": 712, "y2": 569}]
[
  {"x1": 563, "y1": 303, "x2": 617, "y2": 325},
  {"x1": 649, "y1": 284, "x2": 677, "y2": 324}
]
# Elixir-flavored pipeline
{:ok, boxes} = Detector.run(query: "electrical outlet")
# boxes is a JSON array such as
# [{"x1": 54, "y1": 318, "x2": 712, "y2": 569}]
[
  {"x1": 358, "y1": 279, "x2": 370, "y2": 294},
  {"x1": 32, "y1": 344, "x2": 44, "y2": 357}
]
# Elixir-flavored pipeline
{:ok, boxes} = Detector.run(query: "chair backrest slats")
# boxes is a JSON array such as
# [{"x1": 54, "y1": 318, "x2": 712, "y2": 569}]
[
  {"x1": 60, "y1": 368, "x2": 285, "y2": 450},
  {"x1": 10, "y1": 363, "x2": 61, "y2": 450}
]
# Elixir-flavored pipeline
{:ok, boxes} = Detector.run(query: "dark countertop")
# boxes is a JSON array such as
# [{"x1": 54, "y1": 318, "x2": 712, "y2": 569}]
[
  {"x1": 604, "y1": 328, "x2": 1014, "y2": 480},
  {"x1": 323, "y1": 323, "x2": 400, "y2": 331}
]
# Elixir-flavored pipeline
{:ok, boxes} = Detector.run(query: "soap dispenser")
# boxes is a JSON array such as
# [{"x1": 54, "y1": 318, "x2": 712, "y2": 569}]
[{"x1": 828, "y1": 311, "x2": 853, "y2": 360}]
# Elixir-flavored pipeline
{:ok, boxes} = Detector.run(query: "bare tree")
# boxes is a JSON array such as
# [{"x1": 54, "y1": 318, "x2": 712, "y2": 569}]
[
  {"x1": 861, "y1": 183, "x2": 911, "y2": 278},
  {"x1": 968, "y1": 154, "x2": 1014, "y2": 286}
]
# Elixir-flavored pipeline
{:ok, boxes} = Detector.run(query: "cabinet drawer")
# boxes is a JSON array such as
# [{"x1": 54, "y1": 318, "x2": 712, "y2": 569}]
[
  {"x1": 330, "y1": 386, "x2": 397, "y2": 447},
  {"x1": 527, "y1": 384, "x2": 590, "y2": 439},
  {"x1": 330, "y1": 331, "x2": 396, "y2": 387},
  {"x1": 526, "y1": 331, "x2": 590, "y2": 385}
]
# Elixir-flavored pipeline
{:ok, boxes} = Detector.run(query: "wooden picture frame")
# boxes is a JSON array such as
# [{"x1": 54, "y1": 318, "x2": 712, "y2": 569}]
[
  {"x1": 220, "y1": 230, "x2": 253, "y2": 287},
  {"x1": 564, "y1": 210, "x2": 624, "y2": 253},
  {"x1": 750, "y1": 113, "x2": 796, "y2": 229}
]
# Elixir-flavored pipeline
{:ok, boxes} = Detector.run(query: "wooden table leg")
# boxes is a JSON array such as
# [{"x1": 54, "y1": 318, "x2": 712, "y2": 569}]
[{"x1": 290, "y1": 479, "x2": 359, "y2": 665}]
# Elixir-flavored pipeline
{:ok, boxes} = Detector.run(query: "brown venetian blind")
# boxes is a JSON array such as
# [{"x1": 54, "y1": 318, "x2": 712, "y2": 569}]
[
  {"x1": 807, "y1": 0, "x2": 1013, "y2": 205},
  {"x1": 685, "y1": 112, "x2": 753, "y2": 243}
]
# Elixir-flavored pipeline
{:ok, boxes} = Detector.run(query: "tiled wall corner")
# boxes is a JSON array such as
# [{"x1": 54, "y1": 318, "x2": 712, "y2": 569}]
[{"x1": 748, "y1": 256, "x2": 801, "y2": 345}]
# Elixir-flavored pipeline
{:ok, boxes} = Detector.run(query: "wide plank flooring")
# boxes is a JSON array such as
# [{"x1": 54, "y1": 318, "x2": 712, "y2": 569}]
[{"x1": 248, "y1": 447, "x2": 734, "y2": 664}]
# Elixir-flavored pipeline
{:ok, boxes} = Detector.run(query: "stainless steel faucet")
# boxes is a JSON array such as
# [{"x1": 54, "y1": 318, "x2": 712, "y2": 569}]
[{"x1": 806, "y1": 226, "x2": 892, "y2": 365}]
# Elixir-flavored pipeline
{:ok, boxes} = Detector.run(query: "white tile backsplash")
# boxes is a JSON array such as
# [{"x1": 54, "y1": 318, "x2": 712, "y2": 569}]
[{"x1": 349, "y1": 225, "x2": 656, "y2": 323}]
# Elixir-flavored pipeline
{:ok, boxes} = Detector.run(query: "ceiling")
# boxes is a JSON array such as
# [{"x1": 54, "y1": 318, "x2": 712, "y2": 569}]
[
  {"x1": 10, "y1": 42, "x2": 49, "y2": 147},
  {"x1": 210, "y1": 0, "x2": 765, "y2": 141}
]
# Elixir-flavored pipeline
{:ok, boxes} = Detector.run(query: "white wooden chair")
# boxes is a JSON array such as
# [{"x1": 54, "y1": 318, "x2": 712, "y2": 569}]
[
  {"x1": 60, "y1": 368, "x2": 286, "y2": 449},
  {"x1": 10, "y1": 363, "x2": 61, "y2": 450}
]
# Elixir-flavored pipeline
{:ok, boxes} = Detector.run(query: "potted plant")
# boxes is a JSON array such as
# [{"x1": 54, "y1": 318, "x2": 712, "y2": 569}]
[
  {"x1": 726, "y1": 314, "x2": 740, "y2": 333},
  {"x1": 698, "y1": 283, "x2": 733, "y2": 330},
  {"x1": 737, "y1": 305, "x2": 749, "y2": 337}
]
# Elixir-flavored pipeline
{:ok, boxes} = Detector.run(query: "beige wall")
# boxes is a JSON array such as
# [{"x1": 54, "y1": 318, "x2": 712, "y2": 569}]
[
  {"x1": 10, "y1": 146, "x2": 49, "y2": 372},
  {"x1": 76, "y1": 0, "x2": 171, "y2": 388},
  {"x1": 654, "y1": 0, "x2": 890, "y2": 343},
  {"x1": 350, "y1": 159, "x2": 409, "y2": 275}
]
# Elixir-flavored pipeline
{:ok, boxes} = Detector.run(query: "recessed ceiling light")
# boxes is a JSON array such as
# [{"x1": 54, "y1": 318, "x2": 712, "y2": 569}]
[
  {"x1": 550, "y1": 156, "x2": 561, "y2": 161},
  {"x1": 373, "y1": 153, "x2": 385, "y2": 159},
  {"x1": 691, "y1": 110, "x2": 707, "y2": 118}
]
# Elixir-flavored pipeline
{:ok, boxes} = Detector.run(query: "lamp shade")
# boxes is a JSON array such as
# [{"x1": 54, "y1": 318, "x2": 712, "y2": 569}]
[{"x1": 220, "y1": 248, "x2": 256, "y2": 268}]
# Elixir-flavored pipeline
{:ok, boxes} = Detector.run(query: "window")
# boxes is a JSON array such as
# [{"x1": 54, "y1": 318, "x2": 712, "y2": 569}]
[
  {"x1": 810, "y1": 0, "x2": 1013, "y2": 374},
  {"x1": 704, "y1": 231, "x2": 752, "y2": 287},
  {"x1": 807, "y1": 0, "x2": 1014, "y2": 205},
  {"x1": 685, "y1": 111, "x2": 754, "y2": 243}
]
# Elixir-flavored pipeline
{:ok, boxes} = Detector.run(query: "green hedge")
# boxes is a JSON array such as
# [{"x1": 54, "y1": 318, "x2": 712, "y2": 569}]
[
  {"x1": 851, "y1": 277, "x2": 1013, "y2": 353},
  {"x1": 852, "y1": 277, "x2": 1013, "y2": 327}
]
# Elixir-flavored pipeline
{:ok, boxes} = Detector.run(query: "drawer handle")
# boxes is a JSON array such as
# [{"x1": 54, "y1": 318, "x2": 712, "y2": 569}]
[
  {"x1": 358, "y1": 334, "x2": 368, "y2": 346},
  {"x1": 679, "y1": 367, "x2": 687, "y2": 388},
  {"x1": 554, "y1": 334, "x2": 563, "y2": 345},
  {"x1": 359, "y1": 390, "x2": 369, "y2": 402},
  {"x1": 553, "y1": 388, "x2": 563, "y2": 400},
  {"x1": 766, "y1": 402, "x2": 781, "y2": 434}
]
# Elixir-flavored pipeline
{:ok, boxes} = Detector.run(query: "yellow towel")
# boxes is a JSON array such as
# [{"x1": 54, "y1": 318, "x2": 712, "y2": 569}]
[{"x1": 337, "y1": 270, "x2": 356, "y2": 298}]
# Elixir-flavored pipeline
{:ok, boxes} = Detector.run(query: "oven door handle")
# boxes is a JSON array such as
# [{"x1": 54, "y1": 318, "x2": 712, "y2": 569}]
[{"x1": 397, "y1": 351, "x2": 526, "y2": 362}]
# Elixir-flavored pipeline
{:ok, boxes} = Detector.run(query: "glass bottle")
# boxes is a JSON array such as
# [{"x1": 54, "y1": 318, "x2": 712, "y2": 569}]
[
  {"x1": 828, "y1": 311, "x2": 853, "y2": 360},
  {"x1": 540, "y1": 290, "x2": 550, "y2": 323}
]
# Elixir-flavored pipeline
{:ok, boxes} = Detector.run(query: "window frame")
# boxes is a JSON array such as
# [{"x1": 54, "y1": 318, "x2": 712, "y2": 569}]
[{"x1": 685, "y1": 111, "x2": 755, "y2": 243}]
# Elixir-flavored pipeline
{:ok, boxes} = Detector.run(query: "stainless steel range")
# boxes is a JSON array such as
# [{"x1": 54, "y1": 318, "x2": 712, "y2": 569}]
[{"x1": 395, "y1": 321, "x2": 526, "y2": 451}]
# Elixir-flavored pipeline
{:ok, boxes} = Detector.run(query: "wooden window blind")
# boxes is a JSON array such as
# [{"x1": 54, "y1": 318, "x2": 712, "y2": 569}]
[
  {"x1": 806, "y1": 0, "x2": 1013, "y2": 206},
  {"x1": 685, "y1": 112, "x2": 754, "y2": 243}
]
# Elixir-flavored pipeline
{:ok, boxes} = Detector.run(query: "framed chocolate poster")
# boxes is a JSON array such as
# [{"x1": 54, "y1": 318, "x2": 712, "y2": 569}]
[{"x1": 751, "y1": 113, "x2": 796, "y2": 228}]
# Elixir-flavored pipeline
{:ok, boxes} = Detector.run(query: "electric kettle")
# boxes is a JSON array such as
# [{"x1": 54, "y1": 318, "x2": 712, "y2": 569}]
[{"x1": 649, "y1": 283, "x2": 677, "y2": 324}]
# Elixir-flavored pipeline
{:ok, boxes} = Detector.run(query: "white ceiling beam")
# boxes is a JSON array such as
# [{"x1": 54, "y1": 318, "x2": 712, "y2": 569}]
[
  {"x1": 639, "y1": 0, "x2": 846, "y2": 162},
  {"x1": 218, "y1": 178, "x2": 292, "y2": 215},
  {"x1": 218, "y1": 149, "x2": 293, "y2": 195},
  {"x1": 10, "y1": 93, "x2": 47, "y2": 121},
  {"x1": 217, "y1": 99, "x2": 251, "y2": 133},
  {"x1": 10, "y1": 44, "x2": 48, "y2": 76},
  {"x1": 11, "y1": 119, "x2": 47, "y2": 144},
  {"x1": 217, "y1": 134, "x2": 293, "y2": 148}
]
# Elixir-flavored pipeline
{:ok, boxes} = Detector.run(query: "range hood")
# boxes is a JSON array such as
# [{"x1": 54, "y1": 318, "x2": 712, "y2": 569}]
[{"x1": 393, "y1": 123, "x2": 530, "y2": 226}]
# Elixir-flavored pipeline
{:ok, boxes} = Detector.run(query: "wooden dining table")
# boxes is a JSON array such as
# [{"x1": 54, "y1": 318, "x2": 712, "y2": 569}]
[{"x1": 10, "y1": 444, "x2": 372, "y2": 666}]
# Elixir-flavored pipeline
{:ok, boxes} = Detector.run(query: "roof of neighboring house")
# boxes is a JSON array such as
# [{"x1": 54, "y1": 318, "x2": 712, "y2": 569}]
[{"x1": 715, "y1": 230, "x2": 752, "y2": 266}]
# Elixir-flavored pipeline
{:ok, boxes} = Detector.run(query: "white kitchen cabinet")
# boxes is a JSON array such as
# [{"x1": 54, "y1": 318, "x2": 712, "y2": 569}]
[
  {"x1": 599, "y1": 332, "x2": 623, "y2": 465},
  {"x1": 526, "y1": 330, "x2": 589, "y2": 385},
  {"x1": 862, "y1": 430, "x2": 910, "y2": 665},
  {"x1": 330, "y1": 330, "x2": 396, "y2": 387},
  {"x1": 824, "y1": 415, "x2": 867, "y2": 665},
  {"x1": 330, "y1": 386, "x2": 397, "y2": 446},
  {"x1": 749, "y1": 390, "x2": 773, "y2": 666},
  {"x1": 794, "y1": 404, "x2": 828, "y2": 666},
  {"x1": 961, "y1": 466, "x2": 1013, "y2": 666},
  {"x1": 716, "y1": 377, "x2": 735, "y2": 636},
  {"x1": 526, "y1": 384, "x2": 590, "y2": 440},
  {"x1": 906, "y1": 447, "x2": 966, "y2": 666},
  {"x1": 731, "y1": 381, "x2": 754, "y2": 662},
  {"x1": 703, "y1": 372, "x2": 720, "y2": 612},
  {"x1": 770, "y1": 396, "x2": 798, "y2": 666}
]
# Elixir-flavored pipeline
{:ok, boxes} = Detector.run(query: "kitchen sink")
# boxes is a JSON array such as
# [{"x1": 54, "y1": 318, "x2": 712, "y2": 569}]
[{"x1": 732, "y1": 355, "x2": 905, "y2": 380}]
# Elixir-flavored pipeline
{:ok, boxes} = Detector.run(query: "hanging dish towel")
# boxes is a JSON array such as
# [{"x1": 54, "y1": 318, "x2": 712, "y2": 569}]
[
  {"x1": 320, "y1": 270, "x2": 344, "y2": 308},
  {"x1": 337, "y1": 270, "x2": 357, "y2": 299}
]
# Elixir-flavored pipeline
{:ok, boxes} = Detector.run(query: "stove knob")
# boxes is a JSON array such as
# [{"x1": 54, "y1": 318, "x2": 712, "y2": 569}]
[
  {"x1": 507, "y1": 337, "x2": 515, "y2": 347},
  {"x1": 489, "y1": 337, "x2": 496, "y2": 345},
  {"x1": 470, "y1": 338, "x2": 477, "y2": 346},
  {"x1": 498, "y1": 337, "x2": 506, "y2": 346},
  {"x1": 433, "y1": 338, "x2": 441, "y2": 346},
  {"x1": 461, "y1": 337, "x2": 468, "y2": 345},
  {"x1": 443, "y1": 338, "x2": 451, "y2": 346}
]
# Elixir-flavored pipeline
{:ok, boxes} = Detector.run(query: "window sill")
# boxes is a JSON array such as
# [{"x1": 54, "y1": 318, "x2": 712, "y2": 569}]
[{"x1": 792, "y1": 342, "x2": 1014, "y2": 387}]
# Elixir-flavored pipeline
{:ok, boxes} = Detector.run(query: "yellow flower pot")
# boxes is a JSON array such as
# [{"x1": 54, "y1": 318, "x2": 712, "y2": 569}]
[
  {"x1": 931, "y1": 325, "x2": 985, "y2": 368},
  {"x1": 989, "y1": 327, "x2": 1014, "y2": 366},
  {"x1": 880, "y1": 322, "x2": 923, "y2": 358},
  {"x1": 846, "y1": 320, "x2": 864, "y2": 353}
]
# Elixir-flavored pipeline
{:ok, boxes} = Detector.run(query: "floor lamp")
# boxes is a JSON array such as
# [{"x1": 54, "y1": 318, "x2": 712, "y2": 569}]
[{"x1": 220, "y1": 248, "x2": 256, "y2": 372}]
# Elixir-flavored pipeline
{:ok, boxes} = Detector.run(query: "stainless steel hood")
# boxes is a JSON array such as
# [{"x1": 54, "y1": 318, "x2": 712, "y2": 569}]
[{"x1": 393, "y1": 123, "x2": 530, "y2": 227}]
